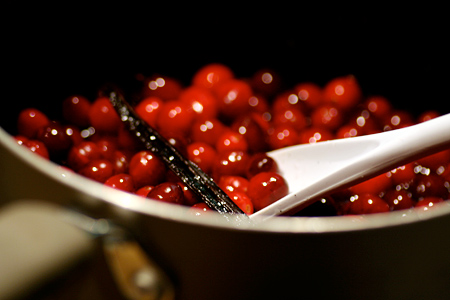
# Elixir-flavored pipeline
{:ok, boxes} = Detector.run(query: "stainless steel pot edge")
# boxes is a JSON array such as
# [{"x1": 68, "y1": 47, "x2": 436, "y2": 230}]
[{"x1": 2, "y1": 126, "x2": 450, "y2": 234}]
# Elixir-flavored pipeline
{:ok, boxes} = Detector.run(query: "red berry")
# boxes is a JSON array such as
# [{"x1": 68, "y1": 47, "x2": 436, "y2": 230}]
[
  {"x1": 294, "y1": 82, "x2": 323, "y2": 110},
  {"x1": 298, "y1": 127, "x2": 334, "y2": 144},
  {"x1": 383, "y1": 189, "x2": 415, "y2": 211},
  {"x1": 186, "y1": 142, "x2": 217, "y2": 174},
  {"x1": 24, "y1": 139, "x2": 49, "y2": 159},
  {"x1": 250, "y1": 69, "x2": 281, "y2": 97},
  {"x1": 272, "y1": 107, "x2": 308, "y2": 132},
  {"x1": 345, "y1": 193, "x2": 390, "y2": 215},
  {"x1": 79, "y1": 159, "x2": 114, "y2": 183},
  {"x1": 67, "y1": 141, "x2": 102, "y2": 171},
  {"x1": 135, "y1": 185, "x2": 154, "y2": 198},
  {"x1": 226, "y1": 191, "x2": 254, "y2": 215},
  {"x1": 156, "y1": 100, "x2": 195, "y2": 135},
  {"x1": 267, "y1": 125, "x2": 299, "y2": 149},
  {"x1": 62, "y1": 95, "x2": 91, "y2": 127},
  {"x1": 218, "y1": 175, "x2": 249, "y2": 194},
  {"x1": 213, "y1": 150, "x2": 251, "y2": 179},
  {"x1": 190, "y1": 118, "x2": 226, "y2": 147},
  {"x1": 246, "y1": 153, "x2": 278, "y2": 178},
  {"x1": 189, "y1": 202, "x2": 213, "y2": 216},
  {"x1": 418, "y1": 110, "x2": 440, "y2": 123},
  {"x1": 104, "y1": 173, "x2": 135, "y2": 192},
  {"x1": 17, "y1": 108, "x2": 50, "y2": 138},
  {"x1": 129, "y1": 150, "x2": 166, "y2": 188},
  {"x1": 88, "y1": 97, "x2": 121, "y2": 134},
  {"x1": 231, "y1": 114, "x2": 269, "y2": 153},
  {"x1": 411, "y1": 174, "x2": 449, "y2": 199},
  {"x1": 272, "y1": 91, "x2": 305, "y2": 113},
  {"x1": 247, "y1": 172, "x2": 288, "y2": 211},
  {"x1": 311, "y1": 104, "x2": 343, "y2": 131},
  {"x1": 111, "y1": 150, "x2": 130, "y2": 174},
  {"x1": 387, "y1": 163, "x2": 416, "y2": 186},
  {"x1": 36, "y1": 122, "x2": 73, "y2": 157},
  {"x1": 192, "y1": 63, "x2": 234, "y2": 90},
  {"x1": 96, "y1": 138, "x2": 118, "y2": 160},
  {"x1": 179, "y1": 86, "x2": 218, "y2": 119},
  {"x1": 417, "y1": 150, "x2": 450, "y2": 171},
  {"x1": 215, "y1": 130, "x2": 248, "y2": 153},
  {"x1": 415, "y1": 196, "x2": 444, "y2": 211},
  {"x1": 323, "y1": 75, "x2": 362, "y2": 110},
  {"x1": 215, "y1": 79, "x2": 253, "y2": 120},
  {"x1": 177, "y1": 182, "x2": 200, "y2": 206},
  {"x1": 364, "y1": 96, "x2": 392, "y2": 121},
  {"x1": 147, "y1": 182, "x2": 184, "y2": 205},
  {"x1": 382, "y1": 110, "x2": 414, "y2": 131},
  {"x1": 135, "y1": 96, "x2": 164, "y2": 128},
  {"x1": 349, "y1": 173, "x2": 392, "y2": 196}
]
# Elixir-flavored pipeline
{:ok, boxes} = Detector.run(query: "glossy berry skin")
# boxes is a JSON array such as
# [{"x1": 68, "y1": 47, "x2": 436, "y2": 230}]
[
  {"x1": 344, "y1": 193, "x2": 390, "y2": 215},
  {"x1": 215, "y1": 79, "x2": 253, "y2": 120},
  {"x1": 135, "y1": 96, "x2": 163, "y2": 128},
  {"x1": 215, "y1": 131, "x2": 248, "y2": 153},
  {"x1": 311, "y1": 104, "x2": 343, "y2": 131},
  {"x1": 190, "y1": 118, "x2": 226, "y2": 147},
  {"x1": 192, "y1": 63, "x2": 234, "y2": 90},
  {"x1": 156, "y1": 100, "x2": 195, "y2": 135},
  {"x1": 67, "y1": 141, "x2": 102, "y2": 171},
  {"x1": 383, "y1": 189, "x2": 415, "y2": 211},
  {"x1": 104, "y1": 173, "x2": 135, "y2": 193},
  {"x1": 323, "y1": 75, "x2": 362, "y2": 111},
  {"x1": 349, "y1": 173, "x2": 392, "y2": 196},
  {"x1": 298, "y1": 127, "x2": 334, "y2": 144},
  {"x1": 218, "y1": 175, "x2": 249, "y2": 194},
  {"x1": 135, "y1": 185, "x2": 154, "y2": 198},
  {"x1": 415, "y1": 196, "x2": 444, "y2": 211},
  {"x1": 79, "y1": 159, "x2": 114, "y2": 183},
  {"x1": 250, "y1": 69, "x2": 281, "y2": 97},
  {"x1": 364, "y1": 96, "x2": 392, "y2": 121},
  {"x1": 62, "y1": 95, "x2": 91, "y2": 127},
  {"x1": 411, "y1": 174, "x2": 449, "y2": 199},
  {"x1": 294, "y1": 82, "x2": 323, "y2": 110},
  {"x1": 36, "y1": 122, "x2": 73, "y2": 157},
  {"x1": 179, "y1": 86, "x2": 218, "y2": 119},
  {"x1": 246, "y1": 153, "x2": 278, "y2": 178},
  {"x1": 189, "y1": 202, "x2": 213, "y2": 216},
  {"x1": 272, "y1": 107, "x2": 308, "y2": 132},
  {"x1": 17, "y1": 108, "x2": 50, "y2": 138},
  {"x1": 111, "y1": 150, "x2": 130, "y2": 174},
  {"x1": 247, "y1": 171, "x2": 289, "y2": 211},
  {"x1": 147, "y1": 182, "x2": 184, "y2": 205},
  {"x1": 267, "y1": 125, "x2": 299, "y2": 149},
  {"x1": 88, "y1": 97, "x2": 121, "y2": 134},
  {"x1": 24, "y1": 139, "x2": 49, "y2": 159},
  {"x1": 226, "y1": 191, "x2": 254, "y2": 215},
  {"x1": 129, "y1": 150, "x2": 166, "y2": 188},
  {"x1": 142, "y1": 75, "x2": 183, "y2": 100},
  {"x1": 186, "y1": 142, "x2": 217, "y2": 174},
  {"x1": 213, "y1": 150, "x2": 251, "y2": 179},
  {"x1": 231, "y1": 114, "x2": 268, "y2": 153}
]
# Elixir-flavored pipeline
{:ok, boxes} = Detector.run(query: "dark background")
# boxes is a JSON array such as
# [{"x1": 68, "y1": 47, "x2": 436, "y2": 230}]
[{"x1": 2, "y1": 6, "x2": 449, "y2": 130}]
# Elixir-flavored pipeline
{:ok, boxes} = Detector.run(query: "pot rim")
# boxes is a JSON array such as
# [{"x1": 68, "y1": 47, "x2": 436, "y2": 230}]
[{"x1": 2, "y1": 127, "x2": 450, "y2": 234}]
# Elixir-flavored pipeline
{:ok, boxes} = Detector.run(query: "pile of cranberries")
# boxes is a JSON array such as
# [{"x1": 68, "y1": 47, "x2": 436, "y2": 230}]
[{"x1": 13, "y1": 63, "x2": 450, "y2": 217}]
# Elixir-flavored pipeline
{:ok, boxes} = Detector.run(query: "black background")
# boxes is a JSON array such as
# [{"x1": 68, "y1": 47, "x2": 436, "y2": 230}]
[{"x1": 2, "y1": 5, "x2": 449, "y2": 131}]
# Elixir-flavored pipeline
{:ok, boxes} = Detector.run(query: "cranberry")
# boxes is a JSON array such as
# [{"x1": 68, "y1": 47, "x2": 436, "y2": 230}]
[
  {"x1": 218, "y1": 175, "x2": 249, "y2": 194},
  {"x1": 411, "y1": 174, "x2": 449, "y2": 199},
  {"x1": 214, "y1": 78, "x2": 253, "y2": 120},
  {"x1": 311, "y1": 104, "x2": 343, "y2": 131},
  {"x1": 231, "y1": 114, "x2": 269, "y2": 153},
  {"x1": 62, "y1": 95, "x2": 91, "y2": 127},
  {"x1": 79, "y1": 159, "x2": 114, "y2": 183},
  {"x1": 387, "y1": 163, "x2": 416, "y2": 186},
  {"x1": 383, "y1": 189, "x2": 415, "y2": 211},
  {"x1": 156, "y1": 100, "x2": 195, "y2": 135},
  {"x1": 272, "y1": 91, "x2": 305, "y2": 113},
  {"x1": 418, "y1": 110, "x2": 440, "y2": 123},
  {"x1": 67, "y1": 141, "x2": 102, "y2": 171},
  {"x1": 415, "y1": 196, "x2": 445, "y2": 211},
  {"x1": 192, "y1": 63, "x2": 234, "y2": 90},
  {"x1": 179, "y1": 86, "x2": 218, "y2": 119},
  {"x1": 186, "y1": 142, "x2": 217, "y2": 174},
  {"x1": 272, "y1": 107, "x2": 308, "y2": 132},
  {"x1": 64, "y1": 125, "x2": 83, "y2": 146},
  {"x1": 298, "y1": 127, "x2": 334, "y2": 144},
  {"x1": 95, "y1": 138, "x2": 118, "y2": 160},
  {"x1": 215, "y1": 130, "x2": 248, "y2": 153},
  {"x1": 24, "y1": 139, "x2": 49, "y2": 159},
  {"x1": 226, "y1": 191, "x2": 254, "y2": 215},
  {"x1": 364, "y1": 96, "x2": 392, "y2": 121},
  {"x1": 88, "y1": 97, "x2": 121, "y2": 134},
  {"x1": 177, "y1": 182, "x2": 200, "y2": 206},
  {"x1": 382, "y1": 110, "x2": 414, "y2": 131},
  {"x1": 246, "y1": 153, "x2": 278, "y2": 178},
  {"x1": 135, "y1": 96, "x2": 164, "y2": 128},
  {"x1": 294, "y1": 82, "x2": 323, "y2": 110},
  {"x1": 17, "y1": 108, "x2": 50, "y2": 138},
  {"x1": 247, "y1": 171, "x2": 288, "y2": 211},
  {"x1": 142, "y1": 75, "x2": 182, "y2": 100},
  {"x1": 118, "y1": 125, "x2": 143, "y2": 151},
  {"x1": 344, "y1": 193, "x2": 390, "y2": 215},
  {"x1": 213, "y1": 150, "x2": 251, "y2": 179},
  {"x1": 147, "y1": 182, "x2": 184, "y2": 205},
  {"x1": 189, "y1": 202, "x2": 213, "y2": 216},
  {"x1": 104, "y1": 173, "x2": 135, "y2": 193},
  {"x1": 267, "y1": 125, "x2": 299, "y2": 149},
  {"x1": 349, "y1": 173, "x2": 392, "y2": 196},
  {"x1": 323, "y1": 75, "x2": 362, "y2": 111},
  {"x1": 335, "y1": 124, "x2": 360, "y2": 139},
  {"x1": 190, "y1": 118, "x2": 226, "y2": 147},
  {"x1": 111, "y1": 150, "x2": 130, "y2": 174},
  {"x1": 14, "y1": 135, "x2": 28, "y2": 146},
  {"x1": 135, "y1": 185, "x2": 154, "y2": 198},
  {"x1": 250, "y1": 69, "x2": 281, "y2": 97},
  {"x1": 417, "y1": 150, "x2": 450, "y2": 171},
  {"x1": 36, "y1": 122, "x2": 73, "y2": 157},
  {"x1": 129, "y1": 150, "x2": 166, "y2": 188}
]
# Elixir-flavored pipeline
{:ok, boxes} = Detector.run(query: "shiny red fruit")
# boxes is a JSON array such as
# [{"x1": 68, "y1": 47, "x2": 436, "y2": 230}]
[
  {"x1": 179, "y1": 86, "x2": 218, "y2": 119},
  {"x1": 67, "y1": 141, "x2": 102, "y2": 171},
  {"x1": 344, "y1": 193, "x2": 390, "y2": 215},
  {"x1": 383, "y1": 189, "x2": 415, "y2": 211},
  {"x1": 147, "y1": 182, "x2": 184, "y2": 205},
  {"x1": 192, "y1": 63, "x2": 234, "y2": 90},
  {"x1": 323, "y1": 75, "x2": 362, "y2": 111},
  {"x1": 213, "y1": 150, "x2": 251, "y2": 179},
  {"x1": 190, "y1": 118, "x2": 226, "y2": 147},
  {"x1": 187, "y1": 142, "x2": 217, "y2": 174},
  {"x1": 231, "y1": 114, "x2": 269, "y2": 153},
  {"x1": 142, "y1": 75, "x2": 183, "y2": 100},
  {"x1": 311, "y1": 104, "x2": 343, "y2": 131},
  {"x1": 17, "y1": 108, "x2": 50, "y2": 138},
  {"x1": 349, "y1": 173, "x2": 392, "y2": 196},
  {"x1": 62, "y1": 95, "x2": 91, "y2": 127},
  {"x1": 218, "y1": 175, "x2": 249, "y2": 194},
  {"x1": 215, "y1": 79, "x2": 253, "y2": 120},
  {"x1": 415, "y1": 196, "x2": 444, "y2": 211},
  {"x1": 215, "y1": 131, "x2": 248, "y2": 153},
  {"x1": 246, "y1": 153, "x2": 278, "y2": 178},
  {"x1": 104, "y1": 173, "x2": 135, "y2": 192},
  {"x1": 156, "y1": 100, "x2": 195, "y2": 135},
  {"x1": 294, "y1": 82, "x2": 323, "y2": 110},
  {"x1": 24, "y1": 139, "x2": 49, "y2": 159},
  {"x1": 248, "y1": 172, "x2": 288, "y2": 211},
  {"x1": 88, "y1": 97, "x2": 121, "y2": 134},
  {"x1": 135, "y1": 96, "x2": 164, "y2": 128},
  {"x1": 267, "y1": 125, "x2": 299, "y2": 149},
  {"x1": 298, "y1": 127, "x2": 334, "y2": 144},
  {"x1": 129, "y1": 150, "x2": 166, "y2": 188},
  {"x1": 226, "y1": 191, "x2": 254, "y2": 215},
  {"x1": 79, "y1": 159, "x2": 114, "y2": 183},
  {"x1": 36, "y1": 122, "x2": 73, "y2": 157},
  {"x1": 250, "y1": 69, "x2": 281, "y2": 97}
]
